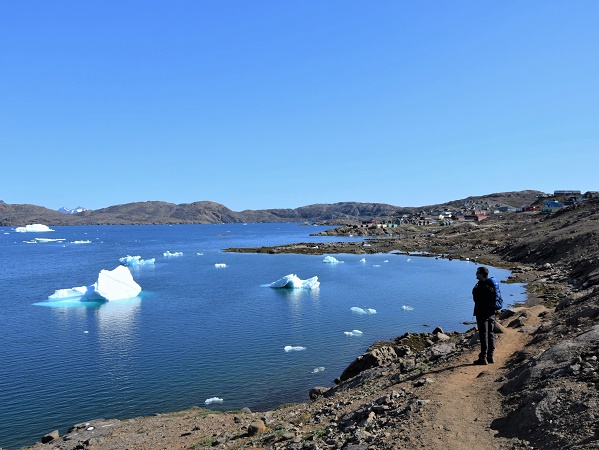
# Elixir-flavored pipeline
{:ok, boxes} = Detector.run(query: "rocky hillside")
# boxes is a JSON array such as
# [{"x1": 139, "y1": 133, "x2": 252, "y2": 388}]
[{"x1": 0, "y1": 190, "x2": 542, "y2": 226}]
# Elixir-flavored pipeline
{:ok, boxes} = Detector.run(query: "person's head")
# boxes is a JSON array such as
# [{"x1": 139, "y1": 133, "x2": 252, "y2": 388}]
[{"x1": 476, "y1": 266, "x2": 489, "y2": 280}]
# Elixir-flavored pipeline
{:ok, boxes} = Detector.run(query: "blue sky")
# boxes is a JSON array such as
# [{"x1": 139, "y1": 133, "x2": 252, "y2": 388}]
[{"x1": 1, "y1": 1, "x2": 597, "y2": 211}]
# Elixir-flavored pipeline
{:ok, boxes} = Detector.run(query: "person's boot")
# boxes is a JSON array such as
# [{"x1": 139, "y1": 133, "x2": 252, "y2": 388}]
[
  {"x1": 474, "y1": 353, "x2": 488, "y2": 365},
  {"x1": 487, "y1": 353, "x2": 495, "y2": 364}
]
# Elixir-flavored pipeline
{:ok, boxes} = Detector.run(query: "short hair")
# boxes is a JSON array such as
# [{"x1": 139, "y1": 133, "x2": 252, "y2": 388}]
[{"x1": 477, "y1": 266, "x2": 489, "y2": 277}]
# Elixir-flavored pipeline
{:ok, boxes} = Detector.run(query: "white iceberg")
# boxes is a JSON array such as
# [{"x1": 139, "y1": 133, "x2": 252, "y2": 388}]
[
  {"x1": 402, "y1": 305, "x2": 414, "y2": 311},
  {"x1": 344, "y1": 330, "x2": 363, "y2": 337},
  {"x1": 214, "y1": 263, "x2": 227, "y2": 268},
  {"x1": 120, "y1": 255, "x2": 155, "y2": 267},
  {"x1": 46, "y1": 266, "x2": 141, "y2": 303},
  {"x1": 269, "y1": 274, "x2": 320, "y2": 289},
  {"x1": 350, "y1": 307, "x2": 377, "y2": 315},
  {"x1": 94, "y1": 266, "x2": 142, "y2": 301},
  {"x1": 205, "y1": 397, "x2": 224, "y2": 404},
  {"x1": 323, "y1": 255, "x2": 343, "y2": 264},
  {"x1": 284, "y1": 345, "x2": 306, "y2": 352},
  {"x1": 312, "y1": 367, "x2": 325, "y2": 373},
  {"x1": 360, "y1": 258, "x2": 366, "y2": 263},
  {"x1": 72, "y1": 240, "x2": 92, "y2": 244},
  {"x1": 15, "y1": 224, "x2": 54, "y2": 233},
  {"x1": 163, "y1": 251, "x2": 183, "y2": 257}
]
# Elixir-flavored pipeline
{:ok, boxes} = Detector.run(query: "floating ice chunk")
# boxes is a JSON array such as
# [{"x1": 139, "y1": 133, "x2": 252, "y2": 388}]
[
  {"x1": 15, "y1": 224, "x2": 54, "y2": 233},
  {"x1": 215, "y1": 263, "x2": 227, "y2": 268},
  {"x1": 205, "y1": 397, "x2": 224, "y2": 404},
  {"x1": 35, "y1": 238, "x2": 65, "y2": 243},
  {"x1": 350, "y1": 307, "x2": 377, "y2": 315},
  {"x1": 384, "y1": 260, "x2": 389, "y2": 263},
  {"x1": 269, "y1": 274, "x2": 320, "y2": 289},
  {"x1": 284, "y1": 345, "x2": 306, "y2": 352},
  {"x1": 120, "y1": 255, "x2": 155, "y2": 267},
  {"x1": 344, "y1": 330, "x2": 363, "y2": 337},
  {"x1": 323, "y1": 255, "x2": 343, "y2": 264},
  {"x1": 94, "y1": 266, "x2": 142, "y2": 301},
  {"x1": 406, "y1": 258, "x2": 411, "y2": 262},
  {"x1": 402, "y1": 305, "x2": 414, "y2": 311},
  {"x1": 373, "y1": 264, "x2": 381, "y2": 268},
  {"x1": 312, "y1": 367, "x2": 325, "y2": 373},
  {"x1": 360, "y1": 258, "x2": 366, "y2": 263},
  {"x1": 49, "y1": 286, "x2": 93, "y2": 299},
  {"x1": 72, "y1": 240, "x2": 92, "y2": 244},
  {"x1": 197, "y1": 252, "x2": 204, "y2": 255},
  {"x1": 46, "y1": 266, "x2": 141, "y2": 303},
  {"x1": 164, "y1": 251, "x2": 183, "y2": 257}
]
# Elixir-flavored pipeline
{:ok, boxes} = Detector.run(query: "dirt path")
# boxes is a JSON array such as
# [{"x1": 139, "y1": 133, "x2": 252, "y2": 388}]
[{"x1": 406, "y1": 309, "x2": 542, "y2": 450}]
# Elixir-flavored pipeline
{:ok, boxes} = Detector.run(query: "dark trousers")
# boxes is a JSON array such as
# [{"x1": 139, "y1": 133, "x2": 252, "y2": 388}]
[{"x1": 476, "y1": 315, "x2": 495, "y2": 358}]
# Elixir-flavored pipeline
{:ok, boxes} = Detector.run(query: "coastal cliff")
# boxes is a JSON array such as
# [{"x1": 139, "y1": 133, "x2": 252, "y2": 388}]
[{"x1": 24, "y1": 199, "x2": 599, "y2": 450}]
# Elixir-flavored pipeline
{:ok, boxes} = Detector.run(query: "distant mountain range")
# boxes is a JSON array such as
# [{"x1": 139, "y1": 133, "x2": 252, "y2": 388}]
[{"x1": 0, "y1": 190, "x2": 542, "y2": 226}]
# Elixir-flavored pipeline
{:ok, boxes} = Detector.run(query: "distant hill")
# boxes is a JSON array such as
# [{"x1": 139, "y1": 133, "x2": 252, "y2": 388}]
[{"x1": 0, "y1": 190, "x2": 543, "y2": 226}]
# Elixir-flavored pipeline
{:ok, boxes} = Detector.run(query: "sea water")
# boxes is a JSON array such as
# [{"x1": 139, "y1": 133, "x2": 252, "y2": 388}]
[{"x1": 0, "y1": 223, "x2": 526, "y2": 449}]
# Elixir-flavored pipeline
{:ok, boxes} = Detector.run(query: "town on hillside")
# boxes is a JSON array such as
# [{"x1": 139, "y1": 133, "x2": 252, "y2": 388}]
[{"x1": 355, "y1": 190, "x2": 599, "y2": 229}]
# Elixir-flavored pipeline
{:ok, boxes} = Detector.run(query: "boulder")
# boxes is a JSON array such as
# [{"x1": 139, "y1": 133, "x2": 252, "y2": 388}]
[
  {"x1": 41, "y1": 430, "x2": 59, "y2": 444},
  {"x1": 247, "y1": 420, "x2": 266, "y2": 436}
]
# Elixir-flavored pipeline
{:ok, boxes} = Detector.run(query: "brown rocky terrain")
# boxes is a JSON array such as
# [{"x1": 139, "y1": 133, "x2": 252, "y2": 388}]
[
  {"x1": 0, "y1": 190, "x2": 541, "y2": 226},
  {"x1": 22, "y1": 199, "x2": 599, "y2": 450}
]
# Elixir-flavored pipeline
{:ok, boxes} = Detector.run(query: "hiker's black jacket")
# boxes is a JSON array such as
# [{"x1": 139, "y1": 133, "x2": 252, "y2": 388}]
[{"x1": 472, "y1": 278, "x2": 497, "y2": 318}]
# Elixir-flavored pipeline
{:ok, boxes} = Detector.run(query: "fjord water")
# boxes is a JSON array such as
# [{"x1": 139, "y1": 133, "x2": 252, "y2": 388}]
[{"x1": 0, "y1": 223, "x2": 525, "y2": 449}]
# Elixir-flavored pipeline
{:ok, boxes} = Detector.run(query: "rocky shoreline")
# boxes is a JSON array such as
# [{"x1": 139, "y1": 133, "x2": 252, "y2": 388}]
[{"x1": 22, "y1": 200, "x2": 599, "y2": 450}]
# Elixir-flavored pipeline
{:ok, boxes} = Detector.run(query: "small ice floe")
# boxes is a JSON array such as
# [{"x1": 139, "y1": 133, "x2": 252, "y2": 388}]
[
  {"x1": 323, "y1": 255, "x2": 343, "y2": 264},
  {"x1": 360, "y1": 258, "x2": 366, "y2": 263},
  {"x1": 72, "y1": 240, "x2": 92, "y2": 244},
  {"x1": 15, "y1": 224, "x2": 55, "y2": 233},
  {"x1": 163, "y1": 251, "x2": 183, "y2": 257},
  {"x1": 350, "y1": 307, "x2": 377, "y2": 315},
  {"x1": 402, "y1": 305, "x2": 414, "y2": 311},
  {"x1": 120, "y1": 255, "x2": 155, "y2": 267},
  {"x1": 384, "y1": 260, "x2": 389, "y2": 263},
  {"x1": 214, "y1": 263, "x2": 227, "y2": 268},
  {"x1": 312, "y1": 367, "x2": 325, "y2": 373},
  {"x1": 284, "y1": 346, "x2": 306, "y2": 352},
  {"x1": 205, "y1": 397, "x2": 224, "y2": 404},
  {"x1": 344, "y1": 330, "x2": 363, "y2": 337},
  {"x1": 197, "y1": 252, "x2": 204, "y2": 255},
  {"x1": 268, "y1": 274, "x2": 320, "y2": 289},
  {"x1": 406, "y1": 258, "x2": 411, "y2": 262},
  {"x1": 373, "y1": 264, "x2": 381, "y2": 268},
  {"x1": 35, "y1": 238, "x2": 66, "y2": 243}
]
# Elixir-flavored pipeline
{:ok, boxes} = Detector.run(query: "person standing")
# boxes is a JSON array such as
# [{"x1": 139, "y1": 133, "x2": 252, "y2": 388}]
[{"x1": 472, "y1": 266, "x2": 498, "y2": 365}]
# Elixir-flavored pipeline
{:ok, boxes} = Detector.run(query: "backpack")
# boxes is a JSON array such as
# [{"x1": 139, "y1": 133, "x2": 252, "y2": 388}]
[{"x1": 489, "y1": 277, "x2": 504, "y2": 310}]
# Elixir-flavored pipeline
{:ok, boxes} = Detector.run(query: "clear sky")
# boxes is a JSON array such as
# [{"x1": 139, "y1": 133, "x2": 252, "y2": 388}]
[{"x1": 1, "y1": 1, "x2": 597, "y2": 212}]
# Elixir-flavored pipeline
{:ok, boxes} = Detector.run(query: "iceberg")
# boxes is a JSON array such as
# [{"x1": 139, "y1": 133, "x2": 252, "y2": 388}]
[
  {"x1": 46, "y1": 266, "x2": 141, "y2": 303},
  {"x1": 163, "y1": 251, "x2": 183, "y2": 257},
  {"x1": 284, "y1": 345, "x2": 306, "y2": 352},
  {"x1": 312, "y1": 367, "x2": 325, "y2": 373},
  {"x1": 94, "y1": 266, "x2": 142, "y2": 301},
  {"x1": 120, "y1": 255, "x2": 155, "y2": 267},
  {"x1": 214, "y1": 263, "x2": 227, "y2": 268},
  {"x1": 204, "y1": 397, "x2": 224, "y2": 404},
  {"x1": 15, "y1": 224, "x2": 54, "y2": 233},
  {"x1": 350, "y1": 307, "x2": 377, "y2": 315},
  {"x1": 72, "y1": 240, "x2": 92, "y2": 244},
  {"x1": 344, "y1": 330, "x2": 363, "y2": 337},
  {"x1": 323, "y1": 255, "x2": 343, "y2": 264},
  {"x1": 269, "y1": 274, "x2": 320, "y2": 289},
  {"x1": 402, "y1": 305, "x2": 414, "y2": 311},
  {"x1": 360, "y1": 258, "x2": 366, "y2": 263}
]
